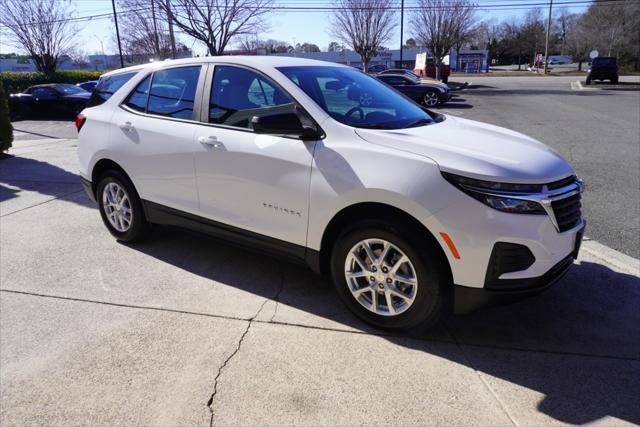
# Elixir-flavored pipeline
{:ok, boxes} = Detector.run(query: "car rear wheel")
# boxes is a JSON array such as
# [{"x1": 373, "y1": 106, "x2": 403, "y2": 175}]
[
  {"x1": 97, "y1": 170, "x2": 151, "y2": 243},
  {"x1": 330, "y1": 224, "x2": 445, "y2": 330},
  {"x1": 423, "y1": 91, "x2": 440, "y2": 107}
]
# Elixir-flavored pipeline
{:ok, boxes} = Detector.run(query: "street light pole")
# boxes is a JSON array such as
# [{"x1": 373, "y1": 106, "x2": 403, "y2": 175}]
[
  {"x1": 111, "y1": 0, "x2": 124, "y2": 67},
  {"x1": 399, "y1": 0, "x2": 404, "y2": 67},
  {"x1": 543, "y1": 0, "x2": 553, "y2": 74}
]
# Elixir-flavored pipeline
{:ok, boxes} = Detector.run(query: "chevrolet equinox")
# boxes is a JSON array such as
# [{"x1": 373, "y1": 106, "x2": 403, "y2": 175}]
[{"x1": 77, "y1": 57, "x2": 585, "y2": 330}]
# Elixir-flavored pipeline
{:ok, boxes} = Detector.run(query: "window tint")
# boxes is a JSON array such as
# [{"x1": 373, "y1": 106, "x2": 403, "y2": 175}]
[
  {"x1": 124, "y1": 75, "x2": 151, "y2": 112},
  {"x1": 278, "y1": 66, "x2": 434, "y2": 129},
  {"x1": 56, "y1": 84, "x2": 86, "y2": 95},
  {"x1": 209, "y1": 65, "x2": 294, "y2": 129},
  {"x1": 379, "y1": 76, "x2": 407, "y2": 85},
  {"x1": 147, "y1": 66, "x2": 201, "y2": 119},
  {"x1": 87, "y1": 72, "x2": 136, "y2": 107},
  {"x1": 32, "y1": 87, "x2": 58, "y2": 99}
]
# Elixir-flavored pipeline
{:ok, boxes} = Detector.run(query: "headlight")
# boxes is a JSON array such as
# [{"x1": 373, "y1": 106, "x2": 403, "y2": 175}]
[{"x1": 442, "y1": 172, "x2": 546, "y2": 214}]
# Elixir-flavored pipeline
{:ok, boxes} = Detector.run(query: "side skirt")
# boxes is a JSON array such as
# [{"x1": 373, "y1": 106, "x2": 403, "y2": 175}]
[{"x1": 142, "y1": 200, "x2": 320, "y2": 270}]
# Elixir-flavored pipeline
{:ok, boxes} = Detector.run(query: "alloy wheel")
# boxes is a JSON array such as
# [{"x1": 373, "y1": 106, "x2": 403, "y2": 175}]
[
  {"x1": 424, "y1": 92, "x2": 439, "y2": 107},
  {"x1": 344, "y1": 238, "x2": 418, "y2": 316},
  {"x1": 102, "y1": 182, "x2": 132, "y2": 232}
]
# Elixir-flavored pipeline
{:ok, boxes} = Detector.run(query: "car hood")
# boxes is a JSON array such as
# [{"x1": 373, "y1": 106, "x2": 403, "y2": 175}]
[
  {"x1": 64, "y1": 93, "x2": 91, "y2": 100},
  {"x1": 355, "y1": 115, "x2": 573, "y2": 183},
  {"x1": 417, "y1": 78, "x2": 447, "y2": 88}
]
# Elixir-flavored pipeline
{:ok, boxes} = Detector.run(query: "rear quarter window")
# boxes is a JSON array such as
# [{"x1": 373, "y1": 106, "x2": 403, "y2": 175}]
[{"x1": 86, "y1": 72, "x2": 137, "y2": 108}]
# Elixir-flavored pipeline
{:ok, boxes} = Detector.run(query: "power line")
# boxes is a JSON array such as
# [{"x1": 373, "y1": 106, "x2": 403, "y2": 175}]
[{"x1": 1, "y1": 0, "x2": 637, "y2": 29}]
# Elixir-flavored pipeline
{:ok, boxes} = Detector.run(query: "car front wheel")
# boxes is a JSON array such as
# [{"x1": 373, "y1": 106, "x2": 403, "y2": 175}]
[
  {"x1": 423, "y1": 91, "x2": 440, "y2": 107},
  {"x1": 331, "y1": 225, "x2": 445, "y2": 330},
  {"x1": 96, "y1": 170, "x2": 150, "y2": 243}
]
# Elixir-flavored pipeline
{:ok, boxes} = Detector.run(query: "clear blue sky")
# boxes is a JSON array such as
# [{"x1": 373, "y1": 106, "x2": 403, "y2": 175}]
[{"x1": 0, "y1": 0, "x2": 589, "y2": 56}]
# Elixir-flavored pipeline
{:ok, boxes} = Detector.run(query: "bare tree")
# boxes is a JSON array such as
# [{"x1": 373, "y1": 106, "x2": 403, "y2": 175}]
[
  {"x1": 0, "y1": 0, "x2": 77, "y2": 74},
  {"x1": 563, "y1": 13, "x2": 592, "y2": 70},
  {"x1": 330, "y1": 0, "x2": 396, "y2": 72},
  {"x1": 157, "y1": 0, "x2": 273, "y2": 56},
  {"x1": 410, "y1": 0, "x2": 476, "y2": 79},
  {"x1": 118, "y1": 0, "x2": 173, "y2": 59}
]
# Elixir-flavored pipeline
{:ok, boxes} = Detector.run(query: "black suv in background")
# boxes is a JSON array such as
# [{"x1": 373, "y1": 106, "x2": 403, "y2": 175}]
[{"x1": 586, "y1": 57, "x2": 618, "y2": 85}]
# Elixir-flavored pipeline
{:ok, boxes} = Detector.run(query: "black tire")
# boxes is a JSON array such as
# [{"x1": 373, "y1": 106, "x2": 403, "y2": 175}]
[
  {"x1": 330, "y1": 222, "x2": 446, "y2": 330},
  {"x1": 585, "y1": 77, "x2": 591, "y2": 85},
  {"x1": 96, "y1": 169, "x2": 151, "y2": 243},
  {"x1": 612, "y1": 77, "x2": 618, "y2": 84}
]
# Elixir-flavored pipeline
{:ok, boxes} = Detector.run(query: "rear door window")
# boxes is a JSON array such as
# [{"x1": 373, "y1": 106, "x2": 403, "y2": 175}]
[
  {"x1": 87, "y1": 72, "x2": 136, "y2": 107},
  {"x1": 146, "y1": 66, "x2": 201, "y2": 119}
]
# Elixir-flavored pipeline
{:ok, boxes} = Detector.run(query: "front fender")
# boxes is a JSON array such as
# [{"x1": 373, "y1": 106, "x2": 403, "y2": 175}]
[{"x1": 306, "y1": 137, "x2": 454, "y2": 250}]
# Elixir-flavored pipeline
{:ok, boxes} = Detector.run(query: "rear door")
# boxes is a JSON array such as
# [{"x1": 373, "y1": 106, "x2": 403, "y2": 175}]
[
  {"x1": 110, "y1": 64, "x2": 206, "y2": 215},
  {"x1": 193, "y1": 64, "x2": 316, "y2": 248}
]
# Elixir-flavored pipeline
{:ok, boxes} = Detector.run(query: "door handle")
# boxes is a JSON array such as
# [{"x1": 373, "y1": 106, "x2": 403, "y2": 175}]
[
  {"x1": 119, "y1": 121, "x2": 134, "y2": 132},
  {"x1": 198, "y1": 135, "x2": 222, "y2": 148}
]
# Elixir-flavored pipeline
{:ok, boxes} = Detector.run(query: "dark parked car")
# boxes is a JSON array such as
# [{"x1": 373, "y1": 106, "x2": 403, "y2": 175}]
[
  {"x1": 586, "y1": 57, "x2": 618, "y2": 85},
  {"x1": 376, "y1": 73, "x2": 451, "y2": 107},
  {"x1": 9, "y1": 84, "x2": 90, "y2": 120},
  {"x1": 378, "y1": 69, "x2": 421, "y2": 78},
  {"x1": 77, "y1": 80, "x2": 99, "y2": 92},
  {"x1": 368, "y1": 64, "x2": 387, "y2": 73}
]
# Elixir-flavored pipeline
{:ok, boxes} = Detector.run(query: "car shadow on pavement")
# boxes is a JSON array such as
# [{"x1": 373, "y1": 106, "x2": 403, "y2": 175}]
[
  {"x1": 438, "y1": 98, "x2": 473, "y2": 109},
  {"x1": 127, "y1": 225, "x2": 640, "y2": 425},
  {"x1": 0, "y1": 156, "x2": 87, "y2": 207}
]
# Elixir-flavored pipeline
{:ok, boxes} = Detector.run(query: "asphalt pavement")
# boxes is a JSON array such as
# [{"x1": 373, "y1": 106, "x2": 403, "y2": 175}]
[{"x1": 1, "y1": 76, "x2": 639, "y2": 425}]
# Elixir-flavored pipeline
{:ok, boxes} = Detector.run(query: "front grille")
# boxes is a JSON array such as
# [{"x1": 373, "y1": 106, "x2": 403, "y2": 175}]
[
  {"x1": 551, "y1": 192, "x2": 582, "y2": 232},
  {"x1": 547, "y1": 175, "x2": 576, "y2": 190}
]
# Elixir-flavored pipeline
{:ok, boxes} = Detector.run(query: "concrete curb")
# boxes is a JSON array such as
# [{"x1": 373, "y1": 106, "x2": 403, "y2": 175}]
[{"x1": 582, "y1": 239, "x2": 640, "y2": 276}]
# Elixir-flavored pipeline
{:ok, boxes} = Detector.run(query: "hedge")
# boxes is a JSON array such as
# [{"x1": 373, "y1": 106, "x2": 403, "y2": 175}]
[
  {"x1": 0, "y1": 70, "x2": 107, "y2": 95},
  {"x1": 0, "y1": 83, "x2": 13, "y2": 152}
]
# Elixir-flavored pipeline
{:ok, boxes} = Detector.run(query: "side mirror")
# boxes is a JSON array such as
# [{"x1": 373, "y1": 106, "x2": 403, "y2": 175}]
[{"x1": 252, "y1": 111, "x2": 321, "y2": 140}]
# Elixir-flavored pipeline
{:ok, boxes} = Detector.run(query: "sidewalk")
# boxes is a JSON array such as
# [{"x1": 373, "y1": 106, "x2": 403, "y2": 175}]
[{"x1": 1, "y1": 138, "x2": 639, "y2": 425}]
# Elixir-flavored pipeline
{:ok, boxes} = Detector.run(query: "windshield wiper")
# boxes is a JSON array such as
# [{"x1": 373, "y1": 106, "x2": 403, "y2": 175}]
[
  {"x1": 356, "y1": 123, "x2": 396, "y2": 129},
  {"x1": 404, "y1": 118, "x2": 433, "y2": 128}
]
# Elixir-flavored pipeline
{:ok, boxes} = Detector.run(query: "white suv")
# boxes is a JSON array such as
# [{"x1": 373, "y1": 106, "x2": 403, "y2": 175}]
[{"x1": 77, "y1": 57, "x2": 584, "y2": 330}]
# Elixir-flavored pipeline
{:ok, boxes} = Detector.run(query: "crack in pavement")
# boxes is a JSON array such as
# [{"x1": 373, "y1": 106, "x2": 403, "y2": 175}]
[
  {"x1": 206, "y1": 298, "x2": 270, "y2": 426},
  {"x1": 269, "y1": 263, "x2": 286, "y2": 323}
]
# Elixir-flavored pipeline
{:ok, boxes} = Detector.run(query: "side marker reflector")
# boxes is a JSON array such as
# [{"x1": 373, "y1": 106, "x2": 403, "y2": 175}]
[{"x1": 440, "y1": 232, "x2": 461, "y2": 259}]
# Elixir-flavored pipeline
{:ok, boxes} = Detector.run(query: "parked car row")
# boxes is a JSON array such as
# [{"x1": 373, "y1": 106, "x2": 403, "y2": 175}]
[{"x1": 8, "y1": 81, "x2": 97, "y2": 121}]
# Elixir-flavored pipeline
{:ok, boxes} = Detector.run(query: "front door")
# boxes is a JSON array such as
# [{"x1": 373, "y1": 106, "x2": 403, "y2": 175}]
[{"x1": 193, "y1": 64, "x2": 316, "y2": 248}]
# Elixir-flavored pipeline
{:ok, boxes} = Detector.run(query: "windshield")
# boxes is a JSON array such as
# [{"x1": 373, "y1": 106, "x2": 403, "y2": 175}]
[
  {"x1": 56, "y1": 84, "x2": 87, "y2": 95},
  {"x1": 592, "y1": 57, "x2": 616, "y2": 66},
  {"x1": 277, "y1": 66, "x2": 434, "y2": 129}
]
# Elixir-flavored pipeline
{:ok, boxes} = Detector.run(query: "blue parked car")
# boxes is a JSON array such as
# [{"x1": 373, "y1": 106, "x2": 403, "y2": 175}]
[{"x1": 76, "y1": 81, "x2": 99, "y2": 93}]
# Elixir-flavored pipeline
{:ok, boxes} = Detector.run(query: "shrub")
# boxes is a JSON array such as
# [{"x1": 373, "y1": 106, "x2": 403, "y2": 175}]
[
  {"x1": 0, "y1": 70, "x2": 106, "y2": 95},
  {"x1": 0, "y1": 83, "x2": 13, "y2": 152}
]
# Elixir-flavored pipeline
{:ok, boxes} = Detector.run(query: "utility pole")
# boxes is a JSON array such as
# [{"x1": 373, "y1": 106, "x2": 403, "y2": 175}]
[
  {"x1": 543, "y1": 0, "x2": 553, "y2": 74},
  {"x1": 165, "y1": 0, "x2": 177, "y2": 58},
  {"x1": 111, "y1": 0, "x2": 124, "y2": 67},
  {"x1": 151, "y1": 0, "x2": 160, "y2": 57},
  {"x1": 399, "y1": 0, "x2": 404, "y2": 67}
]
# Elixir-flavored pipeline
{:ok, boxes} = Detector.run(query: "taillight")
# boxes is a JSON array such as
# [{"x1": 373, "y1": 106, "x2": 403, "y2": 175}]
[{"x1": 75, "y1": 114, "x2": 86, "y2": 132}]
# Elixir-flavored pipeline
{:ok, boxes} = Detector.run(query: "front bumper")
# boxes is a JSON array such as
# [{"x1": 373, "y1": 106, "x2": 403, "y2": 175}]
[
  {"x1": 453, "y1": 222, "x2": 584, "y2": 313},
  {"x1": 438, "y1": 91, "x2": 452, "y2": 103}
]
